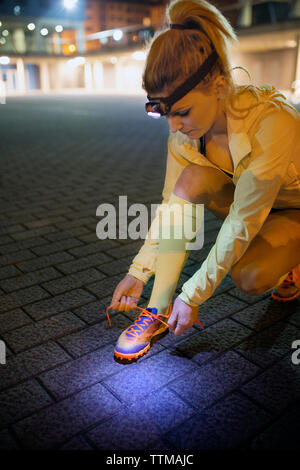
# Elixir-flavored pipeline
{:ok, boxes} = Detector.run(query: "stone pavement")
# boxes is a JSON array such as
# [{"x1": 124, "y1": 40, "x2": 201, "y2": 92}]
[{"x1": 0, "y1": 95, "x2": 299, "y2": 451}]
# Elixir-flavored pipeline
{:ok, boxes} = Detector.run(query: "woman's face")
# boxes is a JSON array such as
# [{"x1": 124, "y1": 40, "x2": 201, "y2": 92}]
[{"x1": 151, "y1": 76, "x2": 227, "y2": 138}]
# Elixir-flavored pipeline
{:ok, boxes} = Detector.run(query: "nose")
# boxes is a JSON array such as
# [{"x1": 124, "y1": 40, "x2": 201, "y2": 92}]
[{"x1": 166, "y1": 116, "x2": 183, "y2": 133}]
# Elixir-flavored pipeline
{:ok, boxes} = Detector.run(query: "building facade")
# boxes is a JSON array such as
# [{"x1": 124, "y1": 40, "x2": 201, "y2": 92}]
[{"x1": 0, "y1": 0, "x2": 300, "y2": 102}]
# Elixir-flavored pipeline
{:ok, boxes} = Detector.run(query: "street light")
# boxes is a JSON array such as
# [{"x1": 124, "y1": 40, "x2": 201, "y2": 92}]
[
  {"x1": 113, "y1": 30, "x2": 123, "y2": 41},
  {"x1": 0, "y1": 56, "x2": 10, "y2": 65},
  {"x1": 63, "y1": 0, "x2": 78, "y2": 9},
  {"x1": 55, "y1": 25, "x2": 63, "y2": 33},
  {"x1": 27, "y1": 23, "x2": 36, "y2": 31},
  {"x1": 40, "y1": 28, "x2": 49, "y2": 36}
]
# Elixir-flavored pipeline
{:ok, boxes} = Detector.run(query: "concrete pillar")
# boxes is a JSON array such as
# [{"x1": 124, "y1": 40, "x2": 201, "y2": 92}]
[
  {"x1": 40, "y1": 61, "x2": 50, "y2": 93},
  {"x1": 93, "y1": 61, "x2": 103, "y2": 90},
  {"x1": 76, "y1": 24, "x2": 85, "y2": 53},
  {"x1": 84, "y1": 62, "x2": 93, "y2": 90},
  {"x1": 16, "y1": 58, "x2": 26, "y2": 93}
]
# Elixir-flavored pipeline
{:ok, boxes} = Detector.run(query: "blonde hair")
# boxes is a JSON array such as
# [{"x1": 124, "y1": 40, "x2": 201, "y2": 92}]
[
  {"x1": 143, "y1": 0, "x2": 238, "y2": 96},
  {"x1": 143, "y1": 0, "x2": 286, "y2": 117}
]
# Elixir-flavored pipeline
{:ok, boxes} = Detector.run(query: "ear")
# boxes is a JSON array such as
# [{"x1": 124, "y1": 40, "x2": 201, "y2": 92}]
[{"x1": 214, "y1": 75, "x2": 227, "y2": 100}]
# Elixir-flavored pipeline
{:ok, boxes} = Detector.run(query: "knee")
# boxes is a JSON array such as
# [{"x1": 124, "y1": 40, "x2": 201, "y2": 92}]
[
  {"x1": 174, "y1": 164, "x2": 215, "y2": 203},
  {"x1": 231, "y1": 263, "x2": 270, "y2": 296}
]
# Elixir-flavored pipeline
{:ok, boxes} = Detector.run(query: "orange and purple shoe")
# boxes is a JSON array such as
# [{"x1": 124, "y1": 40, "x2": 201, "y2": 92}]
[
  {"x1": 271, "y1": 265, "x2": 300, "y2": 302},
  {"x1": 106, "y1": 303, "x2": 172, "y2": 361}
]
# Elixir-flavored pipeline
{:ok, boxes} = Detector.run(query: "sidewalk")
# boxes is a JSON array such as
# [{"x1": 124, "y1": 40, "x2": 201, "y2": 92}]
[{"x1": 0, "y1": 95, "x2": 299, "y2": 450}]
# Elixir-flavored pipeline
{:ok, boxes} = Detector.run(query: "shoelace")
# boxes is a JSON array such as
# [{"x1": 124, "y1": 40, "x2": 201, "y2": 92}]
[
  {"x1": 106, "y1": 304, "x2": 204, "y2": 335},
  {"x1": 279, "y1": 272, "x2": 295, "y2": 289}
]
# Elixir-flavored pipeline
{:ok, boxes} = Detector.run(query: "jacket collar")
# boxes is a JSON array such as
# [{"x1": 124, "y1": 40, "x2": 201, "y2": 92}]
[{"x1": 226, "y1": 111, "x2": 252, "y2": 169}]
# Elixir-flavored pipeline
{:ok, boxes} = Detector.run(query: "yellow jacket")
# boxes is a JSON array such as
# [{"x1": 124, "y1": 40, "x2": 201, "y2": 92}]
[{"x1": 128, "y1": 85, "x2": 300, "y2": 306}]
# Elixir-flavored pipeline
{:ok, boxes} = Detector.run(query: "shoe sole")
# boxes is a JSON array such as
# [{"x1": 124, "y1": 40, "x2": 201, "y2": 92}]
[
  {"x1": 114, "y1": 325, "x2": 168, "y2": 361},
  {"x1": 271, "y1": 289, "x2": 300, "y2": 302}
]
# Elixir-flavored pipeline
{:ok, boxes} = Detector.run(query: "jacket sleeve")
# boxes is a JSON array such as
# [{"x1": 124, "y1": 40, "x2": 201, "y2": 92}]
[
  {"x1": 128, "y1": 135, "x2": 188, "y2": 283},
  {"x1": 179, "y1": 108, "x2": 298, "y2": 306}
]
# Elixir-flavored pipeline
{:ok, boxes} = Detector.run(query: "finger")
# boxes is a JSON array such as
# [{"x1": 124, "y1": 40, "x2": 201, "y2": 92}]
[
  {"x1": 167, "y1": 310, "x2": 178, "y2": 333},
  {"x1": 118, "y1": 295, "x2": 128, "y2": 312},
  {"x1": 111, "y1": 287, "x2": 123, "y2": 309},
  {"x1": 123, "y1": 297, "x2": 133, "y2": 313},
  {"x1": 174, "y1": 322, "x2": 188, "y2": 336}
]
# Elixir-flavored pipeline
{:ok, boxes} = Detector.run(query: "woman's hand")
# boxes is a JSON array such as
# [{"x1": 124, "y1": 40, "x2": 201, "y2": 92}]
[
  {"x1": 168, "y1": 297, "x2": 199, "y2": 336},
  {"x1": 110, "y1": 274, "x2": 144, "y2": 312}
]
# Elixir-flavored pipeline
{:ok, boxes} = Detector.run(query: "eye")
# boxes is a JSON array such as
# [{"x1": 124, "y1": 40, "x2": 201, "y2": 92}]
[{"x1": 177, "y1": 108, "x2": 191, "y2": 117}]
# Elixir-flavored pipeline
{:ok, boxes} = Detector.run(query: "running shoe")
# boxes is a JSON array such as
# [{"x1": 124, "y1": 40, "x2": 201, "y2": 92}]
[
  {"x1": 106, "y1": 303, "x2": 172, "y2": 360},
  {"x1": 271, "y1": 265, "x2": 300, "y2": 302}
]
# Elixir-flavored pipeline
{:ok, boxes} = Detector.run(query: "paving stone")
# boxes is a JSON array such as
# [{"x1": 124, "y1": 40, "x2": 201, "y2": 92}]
[
  {"x1": 30, "y1": 237, "x2": 84, "y2": 256},
  {"x1": 241, "y1": 355, "x2": 300, "y2": 414},
  {"x1": 11, "y1": 225, "x2": 58, "y2": 241},
  {"x1": 44, "y1": 226, "x2": 90, "y2": 241},
  {"x1": 0, "y1": 237, "x2": 50, "y2": 255},
  {"x1": 0, "y1": 235, "x2": 14, "y2": 246},
  {"x1": 0, "y1": 250, "x2": 36, "y2": 267},
  {"x1": 0, "y1": 342, "x2": 71, "y2": 390},
  {"x1": 0, "y1": 309, "x2": 33, "y2": 334},
  {"x1": 72, "y1": 295, "x2": 114, "y2": 324},
  {"x1": 87, "y1": 388, "x2": 196, "y2": 450},
  {"x1": 234, "y1": 321, "x2": 300, "y2": 368},
  {"x1": 0, "y1": 224, "x2": 25, "y2": 236},
  {"x1": 168, "y1": 351, "x2": 259, "y2": 412},
  {"x1": 23, "y1": 216, "x2": 68, "y2": 229},
  {"x1": 231, "y1": 297, "x2": 296, "y2": 332},
  {"x1": 55, "y1": 252, "x2": 112, "y2": 275},
  {"x1": 192, "y1": 293, "x2": 248, "y2": 329},
  {"x1": 86, "y1": 273, "x2": 127, "y2": 299},
  {"x1": 103, "y1": 349, "x2": 198, "y2": 405},
  {"x1": 0, "y1": 265, "x2": 22, "y2": 281},
  {"x1": 0, "y1": 286, "x2": 50, "y2": 313},
  {"x1": 41, "y1": 268, "x2": 106, "y2": 295},
  {"x1": 0, "y1": 379, "x2": 53, "y2": 428},
  {"x1": 105, "y1": 240, "x2": 144, "y2": 259},
  {"x1": 13, "y1": 383, "x2": 122, "y2": 450},
  {"x1": 287, "y1": 307, "x2": 300, "y2": 328},
  {"x1": 59, "y1": 435, "x2": 93, "y2": 450},
  {"x1": 172, "y1": 318, "x2": 253, "y2": 365},
  {"x1": 24, "y1": 289, "x2": 97, "y2": 321},
  {"x1": 0, "y1": 429, "x2": 19, "y2": 450},
  {"x1": 38, "y1": 344, "x2": 129, "y2": 400},
  {"x1": 98, "y1": 255, "x2": 134, "y2": 276},
  {"x1": 57, "y1": 314, "x2": 132, "y2": 357},
  {"x1": 250, "y1": 401, "x2": 300, "y2": 450},
  {"x1": 0, "y1": 267, "x2": 62, "y2": 293},
  {"x1": 16, "y1": 251, "x2": 74, "y2": 273},
  {"x1": 164, "y1": 391, "x2": 272, "y2": 450},
  {"x1": 227, "y1": 287, "x2": 269, "y2": 304},
  {"x1": 68, "y1": 239, "x2": 120, "y2": 257},
  {"x1": 2, "y1": 312, "x2": 85, "y2": 353}
]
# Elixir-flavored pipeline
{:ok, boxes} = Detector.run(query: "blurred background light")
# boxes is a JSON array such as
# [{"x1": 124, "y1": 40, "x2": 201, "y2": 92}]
[
  {"x1": 14, "y1": 5, "x2": 21, "y2": 16},
  {"x1": 113, "y1": 30, "x2": 123, "y2": 42},
  {"x1": 63, "y1": 0, "x2": 78, "y2": 10},
  {"x1": 67, "y1": 56, "x2": 85, "y2": 67},
  {"x1": 0, "y1": 38, "x2": 6, "y2": 45},
  {"x1": 0, "y1": 56, "x2": 10, "y2": 65},
  {"x1": 27, "y1": 23, "x2": 36, "y2": 31},
  {"x1": 132, "y1": 51, "x2": 146, "y2": 61},
  {"x1": 68, "y1": 44, "x2": 76, "y2": 53},
  {"x1": 40, "y1": 28, "x2": 49, "y2": 36},
  {"x1": 55, "y1": 25, "x2": 63, "y2": 33},
  {"x1": 2, "y1": 30, "x2": 9, "y2": 37},
  {"x1": 110, "y1": 56, "x2": 117, "y2": 64}
]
